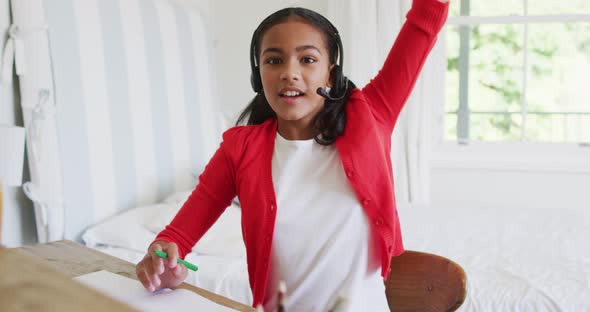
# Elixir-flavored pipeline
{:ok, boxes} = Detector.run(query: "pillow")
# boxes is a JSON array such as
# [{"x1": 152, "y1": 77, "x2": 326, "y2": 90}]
[
  {"x1": 162, "y1": 190, "x2": 193, "y2": 204},
  {"x1": 144, "y1": 201, "x2": 246, "y2": 258},
  {"x1": 82, "y1": 203, "x2": 167, "y2": 253},
  {"x1": 82, "y1": 189, "x2": 195, "y2": 252},
  {"x1": 83, "y1": 189, "x2": 246, "y2": 259}
]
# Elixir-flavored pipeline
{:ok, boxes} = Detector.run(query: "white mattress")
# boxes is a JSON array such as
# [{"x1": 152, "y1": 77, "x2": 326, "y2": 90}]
[
  {"x1": 83, "y1": 193, "x2": 590, "y2": 311},
  {"x1": 399, "y1": 203, "x2": 590, "y2": 311}
]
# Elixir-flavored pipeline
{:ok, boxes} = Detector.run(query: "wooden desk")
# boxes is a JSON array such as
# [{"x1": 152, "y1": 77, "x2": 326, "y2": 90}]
[
  {"x1": 4, "y1": 240, "x2": 255, "y2": 311},
  {"x1": 0, "y1": 243, "x2": 135, "y2": 311}
]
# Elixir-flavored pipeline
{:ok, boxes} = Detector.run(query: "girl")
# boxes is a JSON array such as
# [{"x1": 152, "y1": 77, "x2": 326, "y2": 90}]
[{"x1": 136, "y1": 0, "x2": 449, "y2": 310}]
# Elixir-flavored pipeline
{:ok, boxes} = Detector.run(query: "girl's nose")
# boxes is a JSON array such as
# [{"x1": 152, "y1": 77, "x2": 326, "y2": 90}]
[{"x1": 280, "y1": 62, "x2": 301, "y2": 81}]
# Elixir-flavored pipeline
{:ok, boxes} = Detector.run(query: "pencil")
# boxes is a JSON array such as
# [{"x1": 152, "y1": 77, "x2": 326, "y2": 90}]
[
  {"x1": 153, "y1": 250, "x2": 199, "y2": 271},
  {"x1": 277, "y1": 280, "x2": 287, "y2": 312}
]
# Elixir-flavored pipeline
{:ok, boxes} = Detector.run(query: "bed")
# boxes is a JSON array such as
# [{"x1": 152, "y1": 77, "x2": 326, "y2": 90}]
[{"x1": 81, "y1": 192, "x2": 590, "y2": 310}]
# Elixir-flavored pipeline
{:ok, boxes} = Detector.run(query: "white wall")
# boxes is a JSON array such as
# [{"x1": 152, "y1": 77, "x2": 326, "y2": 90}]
[
  {"x1": 0, "y1": 0, "x2": 37, "y2": 247},
  {"x1": 430, "y1": 144, "x2": 590, "y2": 212},
  {"x1": 432, "y1": 168, "x2": 590, "y2": 212}
]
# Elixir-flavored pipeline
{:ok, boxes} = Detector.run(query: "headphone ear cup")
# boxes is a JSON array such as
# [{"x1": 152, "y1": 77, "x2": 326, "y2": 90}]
[
  {"x1": 251, "y1": 67, "x2": 262, "y2": 93},
  {"x1": 331, "y1": 65, "x2": 344, "y2": 94}
]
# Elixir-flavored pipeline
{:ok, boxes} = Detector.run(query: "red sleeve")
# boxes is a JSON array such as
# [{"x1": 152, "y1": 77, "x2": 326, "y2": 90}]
[
  {"x1": 361, "y1": 0, "x2": 449, "y2": 133},
  {"x1": 154, "y1": 134, "x2": 237, "y2": 259}
]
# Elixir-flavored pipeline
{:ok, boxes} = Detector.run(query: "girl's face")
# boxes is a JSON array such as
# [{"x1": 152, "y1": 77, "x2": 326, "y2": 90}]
[{"x1": 258, "y1": 18, "x2": 333, "y2": 139}]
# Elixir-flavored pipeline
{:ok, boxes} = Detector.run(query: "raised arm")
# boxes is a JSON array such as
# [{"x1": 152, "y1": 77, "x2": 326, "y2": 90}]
[{"x1": 361, "y1": 0, "x2": 449, "y2": 133}]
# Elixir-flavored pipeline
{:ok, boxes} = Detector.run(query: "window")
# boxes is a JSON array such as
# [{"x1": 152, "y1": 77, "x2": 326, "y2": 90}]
[{"x1": 445, "y1": 0, "x2": 590, "y2": 144}]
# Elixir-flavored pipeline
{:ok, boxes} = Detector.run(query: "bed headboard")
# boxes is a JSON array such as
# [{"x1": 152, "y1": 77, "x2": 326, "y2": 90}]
[{"x1": 11, "y1": 0, "x2": 220, "y2": 242}]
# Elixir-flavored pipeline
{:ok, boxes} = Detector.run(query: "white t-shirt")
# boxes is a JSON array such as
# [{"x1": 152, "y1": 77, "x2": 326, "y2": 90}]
[{"x1": 263, "y1": 133, "x2": 389, "y2": 311}]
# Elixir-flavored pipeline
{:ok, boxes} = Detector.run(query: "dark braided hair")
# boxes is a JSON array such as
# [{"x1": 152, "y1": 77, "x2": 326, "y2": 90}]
[{"x1": 236, "y1": 7, "x2": 356, "y2": 145}]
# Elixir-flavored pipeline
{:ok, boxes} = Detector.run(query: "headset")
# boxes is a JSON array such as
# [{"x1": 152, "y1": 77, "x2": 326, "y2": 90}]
[{"x1": 249, "y1": 13, "x2": 349, "y2": 101}]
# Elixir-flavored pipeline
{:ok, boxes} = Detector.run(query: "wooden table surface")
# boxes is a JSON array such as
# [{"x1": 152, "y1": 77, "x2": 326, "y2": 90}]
[
  {"x1": 0, "y1": 243, "x2": 135, "y2": 311},
  {"x1": 4, "y1": 240, "x2": 255, "y2": 312}
]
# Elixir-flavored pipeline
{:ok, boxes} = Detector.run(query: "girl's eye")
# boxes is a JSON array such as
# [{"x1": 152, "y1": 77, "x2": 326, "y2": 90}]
[
  {"x1": 302, "y1": 57, "x2": 316, "y2": 64},
  {"x1": 265, "y1": 58, "x2": 282, "y2": 65}
]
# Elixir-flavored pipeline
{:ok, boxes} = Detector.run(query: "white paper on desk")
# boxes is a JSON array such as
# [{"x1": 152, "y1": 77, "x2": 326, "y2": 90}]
[{"x1": 74, "y1": 270, "x2": 236, "y2": 312}]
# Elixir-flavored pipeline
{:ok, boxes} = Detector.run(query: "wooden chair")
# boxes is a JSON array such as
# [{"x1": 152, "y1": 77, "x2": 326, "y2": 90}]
[{"x1": 385, "y1": 251, "x2": 467, "y2": 312}]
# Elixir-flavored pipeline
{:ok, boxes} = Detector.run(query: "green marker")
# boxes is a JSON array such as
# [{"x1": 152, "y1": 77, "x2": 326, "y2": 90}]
[{"x1": 154, "y1": 250, "x2": 199, "y2": 271}]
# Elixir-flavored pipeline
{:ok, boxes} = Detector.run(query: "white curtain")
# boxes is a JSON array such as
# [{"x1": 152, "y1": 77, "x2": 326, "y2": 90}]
[{"x1": 328, "y1": 0, "x2": 446, "y2": 206}]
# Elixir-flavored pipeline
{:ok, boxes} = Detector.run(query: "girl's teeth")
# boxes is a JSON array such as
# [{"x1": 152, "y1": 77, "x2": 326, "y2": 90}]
[{"x1": 283, "y1": 91, "x2": 301, "y2": 97}]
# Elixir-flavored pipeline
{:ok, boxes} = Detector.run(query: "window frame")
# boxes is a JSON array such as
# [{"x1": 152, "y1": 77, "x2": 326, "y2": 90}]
[
  {"x1": 433, "y1": 2, "x2": 590, "y2": 171},
  {"x1": 446, "y1": 1, "x2": 590, "y2": 143}
]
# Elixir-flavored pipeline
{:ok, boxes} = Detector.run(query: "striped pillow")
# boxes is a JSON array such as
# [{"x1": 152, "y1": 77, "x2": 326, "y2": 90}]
[{"x1": 12, "y1": 0, "x2": 220, "y2": 242}]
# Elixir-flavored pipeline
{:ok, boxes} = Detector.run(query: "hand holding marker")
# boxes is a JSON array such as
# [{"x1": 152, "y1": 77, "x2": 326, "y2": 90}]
[{"x1": 154, "y1": 250, "x2": 199, "y2": 271}]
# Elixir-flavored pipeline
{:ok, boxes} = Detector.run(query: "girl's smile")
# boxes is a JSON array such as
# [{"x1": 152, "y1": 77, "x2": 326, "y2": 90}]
[{"x1": 278, "y1": 86, "x2": 305, "y2": 105}]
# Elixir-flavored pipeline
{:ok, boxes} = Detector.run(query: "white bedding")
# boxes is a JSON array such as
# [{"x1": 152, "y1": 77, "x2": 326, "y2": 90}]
[
  {"x1": 399, "y1": 203, "x2": 590, "y2": 311},
  {"x1": 83, "y1": 192, "x2": 590, "y2": 311}
]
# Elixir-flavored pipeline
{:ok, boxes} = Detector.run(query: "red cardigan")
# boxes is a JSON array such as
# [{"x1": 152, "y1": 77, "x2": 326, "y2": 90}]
[{"x1": 156, "y1": 0, "x2": 448, "y2": 307}]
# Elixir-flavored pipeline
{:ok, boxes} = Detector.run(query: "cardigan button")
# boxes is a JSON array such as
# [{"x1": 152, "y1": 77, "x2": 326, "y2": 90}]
[
  {"x1": 346, "y1": 170, "x2": 354, "y2": 178},
  {"x1": 362, "y1": 199, "x2": 370, "y2": 206},
  {"x1": 270, "y1": 204, "x2": 275, "y2": 211},
  {"x1": 265, "y1": 234, "x2": 271, "y2": 242},
  {"x1": 375, "y1": 217, "x2": 383, "y2": 226},
  {"x1": 387, "y1": 245, "x2": 393, "y2": 253}
]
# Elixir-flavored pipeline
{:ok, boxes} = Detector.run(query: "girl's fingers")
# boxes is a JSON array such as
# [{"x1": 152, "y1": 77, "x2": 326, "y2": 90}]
[
  {"x1": 172, "y1": 264, "x2": 184, "y2": 277},
  {"x1": 141, "y1": 241, "x2": 184, "y2": 290},
  {"x1": 165, "y1": 243, "x2": 179, "y2": 269},
  {"x1": 136, "y1": 262, "x2": 149, "y2": 289},
  {"x1": 136, "y1": 259, "x2": 155, "y2": 291},
  {"x1": 142, "y1": 255, "x2": 155, "y2": 276},
  {"x1": 150, "y1": 272, "x2": 161, "y2": 289},
  {"x1": 149, "y1": 242, "x2": 165, "y2": 275},
  {"x1": 140, "y1": 271, "x2": 155, "y2": 292}
]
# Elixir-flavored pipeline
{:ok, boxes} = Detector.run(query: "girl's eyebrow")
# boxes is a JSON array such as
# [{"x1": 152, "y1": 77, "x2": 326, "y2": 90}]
[{"x1": 262, "y1": 45, "x2": 322, "y2": 55}]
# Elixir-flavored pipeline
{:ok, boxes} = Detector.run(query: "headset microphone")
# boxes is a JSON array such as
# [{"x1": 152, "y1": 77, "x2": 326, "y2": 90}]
[{"x1": 316, "y1": 87, "x2": 346, "y2": 101}]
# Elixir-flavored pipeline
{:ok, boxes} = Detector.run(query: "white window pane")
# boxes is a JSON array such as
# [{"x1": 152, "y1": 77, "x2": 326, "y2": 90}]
[
  {"x1": 471, "y1": 113, "x2": 522, "y2": 141},
  {"x1": 527, "y1": 1, "x2": 590, "y2": 15},
  {"x1": 451, "y1": 0, "x2": 590, "y2": 16},
  {"x1": 469, "y1": 24, "x2": 524, "y2": 113},
  {"x1": 525, "y1": 114, "x2": 590, "y2": 143},
  {"x1": 450, "y1": 1, "x2": 461, "y2": 18},
  {"x1": 451, "y1": 0, "x2": 524, "y2": 17},
  {"x1": 471, "y1": 0, "x2": 523, "y2": 16},
  {"x1": 444, "y1": 113, "x2": 458, "y2": 141},
  {"x1": 527, "y1": 22, "x2": 590, "y2": 142},
  {"x1": 527, "y1": 23, "x2": 590, "y2": 114},
  {"x1": 445, "y1": 25, "x2": 461, "y2": 114},
  {"x1": 445, "y1": 24, "x2": 525, "y2": 142}
]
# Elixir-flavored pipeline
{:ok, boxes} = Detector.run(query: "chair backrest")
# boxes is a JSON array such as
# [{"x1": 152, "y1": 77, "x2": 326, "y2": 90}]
[{"x1": 385, "y1": 251, "x2": 466, "y2": 312}]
